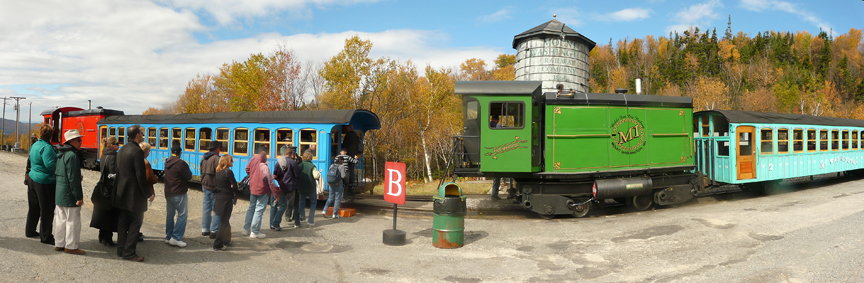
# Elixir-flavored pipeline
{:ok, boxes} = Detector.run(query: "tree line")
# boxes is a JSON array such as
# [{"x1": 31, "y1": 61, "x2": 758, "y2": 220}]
[{"x1": 145, "y1": 22, "x2": 864, "y2": 182}]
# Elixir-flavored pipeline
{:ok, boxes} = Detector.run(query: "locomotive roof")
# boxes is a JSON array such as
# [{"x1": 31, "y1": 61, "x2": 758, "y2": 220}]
[
  {"x1": 544, "y1": 92, "x2": 693, "y2": 108},
  {"x1": 98, "y1": 109, "x2": 381, "y2": 130},
  {"x1": 696, "y1": 110, "x2": 864, "y2": 127},
  {"x1": 455, "y1": 81, "x2": 543, "y2": 96}
]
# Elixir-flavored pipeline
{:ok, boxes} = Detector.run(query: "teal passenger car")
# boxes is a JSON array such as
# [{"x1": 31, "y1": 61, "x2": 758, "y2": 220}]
[{"x1": 694, "y1": 110, "x2": 864, "y2": 192}]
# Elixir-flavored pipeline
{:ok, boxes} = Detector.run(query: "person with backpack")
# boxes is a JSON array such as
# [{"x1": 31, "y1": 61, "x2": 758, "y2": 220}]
[
  {"x1": 54, "y1": 130, "x2": 86, "y2": 255},
  {"x1": 163, "y1": 145, "x2": 193, "y2": 248},
  {"x1": 335, "y1": 148, "x2": 358, "y2": 187},
  {"x1": 90, "y1": 137, "x2": 120, "y2": 247},
  {"x1": 271, "y1": 147, "x2": 299, "y2": 231},
  {"x1": 322, "y1": 156, "x2": 347, "y2": 219},
  {"x1": 293, "y1": 152, "x2": 319, "y2": 228}
]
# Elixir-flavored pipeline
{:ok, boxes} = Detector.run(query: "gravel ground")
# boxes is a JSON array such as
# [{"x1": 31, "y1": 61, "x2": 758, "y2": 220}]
[{"x1": 2, "y1": 151, "x2": 864, "y2": 282}]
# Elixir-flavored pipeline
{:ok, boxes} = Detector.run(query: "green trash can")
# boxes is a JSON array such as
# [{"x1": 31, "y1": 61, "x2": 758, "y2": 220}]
[{"x1": 432, "y1": 182, "x2": 467, "y2": 249}]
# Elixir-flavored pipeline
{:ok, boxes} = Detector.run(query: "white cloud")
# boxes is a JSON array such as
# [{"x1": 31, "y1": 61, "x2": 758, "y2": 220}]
[
  {"x1": 0, "y1": 0, "x2": 501, "y2": 118},
  {"x1": 596, "y1": 8, "x2": 652, "y2": 22},
  {"x1": 738, "y1": 0, "x2": 835, "y2": 35},
  {"x1": 154, "y1": 0, "x2": 382, "y2": 26},
  {"x1": 478, "y1": 8, "x2": 513, "y2": 23},
  {"x1": 666, "y1": 0, "x2": 723, "y2": 34}
]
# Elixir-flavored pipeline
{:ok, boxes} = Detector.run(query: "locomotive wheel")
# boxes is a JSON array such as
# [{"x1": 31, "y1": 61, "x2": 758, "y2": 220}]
[
  {"x1": 630, "y1": 195, "x2": 653, "y2": 211},
  {"x1": 762, "y1": 181, "x2": 781, "y2": 195},
  {"x1": 571, "y1": 202, "x2": 590, "y2": 218},
  {"x1": 540, "y1": 204, "x2": 556, "y2": 219}
]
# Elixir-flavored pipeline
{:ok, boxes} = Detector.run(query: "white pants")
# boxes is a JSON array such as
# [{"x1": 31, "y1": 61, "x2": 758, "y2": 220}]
[{"x1": 54, "y1": 206, "x2": 81, "y2": 250}]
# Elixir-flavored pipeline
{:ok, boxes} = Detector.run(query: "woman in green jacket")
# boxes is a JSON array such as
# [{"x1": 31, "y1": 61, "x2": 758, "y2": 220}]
[
  {"x1": 54, "y1": 130, "x2": 86, "y2": 255},
  {"x1": 26, "y1": 124, "x2": 57, "y2": 245}
]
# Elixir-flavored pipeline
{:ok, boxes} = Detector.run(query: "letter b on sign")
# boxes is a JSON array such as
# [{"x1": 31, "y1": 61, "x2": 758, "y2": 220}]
[{"x1": 384, "y1": 161, "x2": 406, "y2": 205}]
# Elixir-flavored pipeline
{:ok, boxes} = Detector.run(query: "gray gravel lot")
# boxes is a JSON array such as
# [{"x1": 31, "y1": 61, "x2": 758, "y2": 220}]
[{"x1": 2, "y1": 151, "x2": 864, "y2": 282}]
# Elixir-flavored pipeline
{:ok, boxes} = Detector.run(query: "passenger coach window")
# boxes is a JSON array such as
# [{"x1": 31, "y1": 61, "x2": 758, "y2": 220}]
[
  {"x1": 854, "y1": 131, "x2": 859, "y2": 150},
  {"x1": 717, "y1": 141, "x2": 729, "y2": 156},
  {"x1": 276, "y1": 129, "x2": 293, "y2": 156},
  {"x1": 300, "y1": 129, "x2": 317, "y2": 159},
  {"x1": 118, "y1": 127, "x2": 126, "y2": 146},
  {"x1": 185, "y1": 128, "x2": 196, "y2": 151},
  {"x1": 199, "y1": 128, "x2": 212, "y2": 152},
  {"x1": 739, "y1": 132, "x2": 752, "y2": 156},
  {"x1": 233, "y1": 128, "x2": 249, "y2": 156},
  {"x1": 808, "y1": 130, "x2": 817, "y2": 151},
  {"x1": 701, "y1": 117, "x2": 710, "y2": 137},
  {"x1": 820, "y1": 130, "x2": 828, "y2": 151},
  {"x1": 99, "y1": 127, "x2": 108, "y2": 145},
  {"x1": 793, "y1": 129, "x2": 803, "y2": 152},
  {"x1": 254, "y1": 128, "x2": 271, "y2": 155},
  {"x1": 760, "y1": 128, "x2": 773, "y2": 154},
  {"x1": 489, "y1": 102, "x2": 525, "y2": 129},
  {"x1": 172, "y1": 128, "x2": 182, "y2": 149},
  {"x1": 216, "y1": 128, "x2": 229, "y2": 152},
  {"x1": 147, "y1": 127, "x2": 157, "y2": 148},
  {"x1": 159, "y1": 128, "x2": 169, "y2": 149},
  {"x1": 778, "y1": 129, "x2": 789, "y2": 154},
  {"x1": 842, "y1": 130, "x2": 849, "y2": 150},
  {"x1": 465, "y1": 100, "x2": 478, "y2": 120},
  {"x1": 831, "y1": 130, "x2": 839, "y2": 151},
  {"x1": 110, "y1": 127, "x2": 116, "y2": 141}
]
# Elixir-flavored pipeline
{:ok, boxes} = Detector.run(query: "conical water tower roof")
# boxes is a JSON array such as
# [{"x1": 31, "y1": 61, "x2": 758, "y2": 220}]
[{"x1": 512, "y1": 18, "x2": 596, "y2": 50}]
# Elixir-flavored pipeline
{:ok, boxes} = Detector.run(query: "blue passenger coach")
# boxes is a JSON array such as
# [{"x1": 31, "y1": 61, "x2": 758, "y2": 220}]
[
  {"x1": 97, "y1": 109, "x2": 381, "y2": 194},
  {"x1": 694, "y1": 110, "x2": 864, "y2": 189}
]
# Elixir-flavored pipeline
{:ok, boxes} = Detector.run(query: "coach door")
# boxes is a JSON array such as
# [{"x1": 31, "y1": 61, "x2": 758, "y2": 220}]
[{"x1": 736, "y1": 126, "x2": 756, "y2": 180}]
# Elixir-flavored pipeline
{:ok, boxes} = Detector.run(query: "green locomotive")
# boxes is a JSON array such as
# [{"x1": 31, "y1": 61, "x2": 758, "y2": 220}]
[{"x1": 453, "y1": 81, "x2": 698, "y2": 218}]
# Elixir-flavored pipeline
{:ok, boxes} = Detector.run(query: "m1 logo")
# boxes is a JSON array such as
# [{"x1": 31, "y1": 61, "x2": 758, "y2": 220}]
[{"x1": 384, "y1": 161, "x2": 406, "y2": 205}]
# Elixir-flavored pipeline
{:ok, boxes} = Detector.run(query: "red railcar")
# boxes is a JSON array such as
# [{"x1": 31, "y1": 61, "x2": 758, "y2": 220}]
[{"x1": 41, "y1": 106, "x2": 124, "y2": 168}]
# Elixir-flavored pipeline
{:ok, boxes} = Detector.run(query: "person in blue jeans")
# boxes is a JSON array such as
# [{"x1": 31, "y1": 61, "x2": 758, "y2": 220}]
[
  {"x1": 199, "y1": 141, "x2": 222, "y2": 237},
  {"x1": 163, "y1": 145, "x2": 192, "y2": 247},
  {"x1": 243, "y1": 150, "x2": 278, "y2": 238},
  {"x1": 271, "y1": 148, "x2": 299, "y2": 231},
  {"x1": 322, "y1": 157, "x2": 345, "y2": 219},
  {"x1": 294, "y1": 152, "x2": 320, "y2": 228}
]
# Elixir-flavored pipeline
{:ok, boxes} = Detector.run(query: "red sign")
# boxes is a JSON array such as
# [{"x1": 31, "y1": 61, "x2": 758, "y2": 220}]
[{"x1": 384, "y1": 161, "x2": 406, "y2": 205}]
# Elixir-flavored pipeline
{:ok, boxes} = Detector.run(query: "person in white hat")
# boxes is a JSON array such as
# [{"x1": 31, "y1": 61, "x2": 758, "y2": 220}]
[{"x1": 53, "y1": 129, "x2": 86, "y2": 255}]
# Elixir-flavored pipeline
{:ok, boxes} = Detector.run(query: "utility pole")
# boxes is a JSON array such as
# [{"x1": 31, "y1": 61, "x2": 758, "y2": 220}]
[
  {"x1": 1, "y1": 97, "x2": 6, "y2": 150},
  {"x1": 10, "y1": 97, "x2": 26, "y2": 151},
  {"x1": 27, "y1": 102, "x2": 32, "y2": 151}
]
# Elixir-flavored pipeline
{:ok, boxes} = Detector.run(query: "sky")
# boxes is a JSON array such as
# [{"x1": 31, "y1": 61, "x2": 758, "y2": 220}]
[{"x1": 0, "y1": 0, "x2": 861, "y2": 123}]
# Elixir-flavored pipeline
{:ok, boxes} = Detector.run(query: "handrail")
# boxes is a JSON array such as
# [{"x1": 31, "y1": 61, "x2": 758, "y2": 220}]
[
  {"x1": 652, "y1": 133, "x2": 689, "y2": 137},
  {"x1": 546, "y1": 134, "x2": 610, "y2": 138}
]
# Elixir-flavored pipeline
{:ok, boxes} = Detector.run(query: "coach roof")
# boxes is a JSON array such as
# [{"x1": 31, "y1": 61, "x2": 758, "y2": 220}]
[
  {"x1": 696, "y1": 110, "x2": 864, "y2": 128},
  {"x1": 99, "y1": 109, "x2": 381, "y2": 130}
]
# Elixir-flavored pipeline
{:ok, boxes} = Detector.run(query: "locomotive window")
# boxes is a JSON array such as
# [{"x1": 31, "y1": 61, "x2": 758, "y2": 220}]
[
  {"x1": 185, "y1": 128, "x2": 196, "y2": 152},
  {"x1": 465, "y1": 100, "x2": 478, "y2": 120},
  {"x1": 760, "y1": 128, "x2": 773, "y2": 154},
  {"x1": 216, "y1": 128, "x2": 229, "y2": 152},
  {"x1": 831, "y1": 130, "x2": 839, "y2": 151},
  {"x1": 489, "y1": 102, "x2": 524, "y2": 129},
  {"x1": 777, "y1": 129, "x2": 789, "y2": 154},
  {"x1": 276, "y1": 129, "x2": 294, "y2": 156},
  {"x1": 807, "y1": 130, "x2": 817, "y2": 151},
  {"x1": 792, "y1": 129, "x2": 803, "y2": 152},
  {"x1": 118, "y1": 127, "x2": 126, "y2": 146},
  {"x1": 253, "y1": 128, "x2": 271, "y2": 156},
  {"x1": 853, "y1": 131, "x2": 859, "y2": 150},
  {"x1": 159, "y1": 128, "x2": 169, "y2": 149},
  {"x1": 147, "y1": 127, "x2": 157, "y2": 148},
  {"x1": 233, "y1": 128, "x2": 249, "y2": 156},
  {"x1": 299, "y1": 129, "x2": 317, "y2": 160},
  {"x1": 842, "y1": 130, "x2": 849, "y2": 150},
  {"x1": 199, "y1": 128, "x2": 212, "y2": 152},
  {"x1": 820, "y1": 130, "x2": 828, "y2": 151}
]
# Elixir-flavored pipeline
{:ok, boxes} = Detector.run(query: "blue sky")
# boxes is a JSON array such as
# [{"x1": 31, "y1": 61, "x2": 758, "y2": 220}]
[{"x1": 0, "y1": 0, "x2": 861, "y2": 122}]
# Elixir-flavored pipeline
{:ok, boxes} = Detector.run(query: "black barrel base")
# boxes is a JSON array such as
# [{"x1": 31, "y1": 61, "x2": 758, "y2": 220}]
[{"x1": 383, "y1": 229, "x2": 406, "y2": 246}]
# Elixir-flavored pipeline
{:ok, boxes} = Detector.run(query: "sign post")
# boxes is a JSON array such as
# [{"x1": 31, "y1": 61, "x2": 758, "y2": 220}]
[{"x1": 382, "y1": 161, "x2": 406, "y2": 246}]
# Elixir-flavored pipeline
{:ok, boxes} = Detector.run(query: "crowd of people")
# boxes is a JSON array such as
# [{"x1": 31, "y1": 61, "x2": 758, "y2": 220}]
[{"x1": 24, "y1": 124, "x2": 358, "y2": 262}]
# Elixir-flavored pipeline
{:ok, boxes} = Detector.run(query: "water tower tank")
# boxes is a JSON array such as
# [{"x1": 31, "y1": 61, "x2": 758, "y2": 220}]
[{"x1": 513, "y1": 17, "x2": 596, "y2": 93}]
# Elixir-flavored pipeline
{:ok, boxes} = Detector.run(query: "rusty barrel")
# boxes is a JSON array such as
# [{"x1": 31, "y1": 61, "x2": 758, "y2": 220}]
[{"x1": 432, "y1": 182, "x2": 466, "y2": 249}]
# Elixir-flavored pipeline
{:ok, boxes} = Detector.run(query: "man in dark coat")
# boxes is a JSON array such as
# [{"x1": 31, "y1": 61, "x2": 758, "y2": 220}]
[
  {"x1": 271, "y1": 147, "x2": 300, "y2": 230},
  {"x1": 199, "y1": 141, "x2": 221, "y2": 238},
  {"x1": 163, "y1": 145, "x2": 192, "y2": 247},
  {"x1": 113, "y1": 125, "x2": 151, "y2": 262}
]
